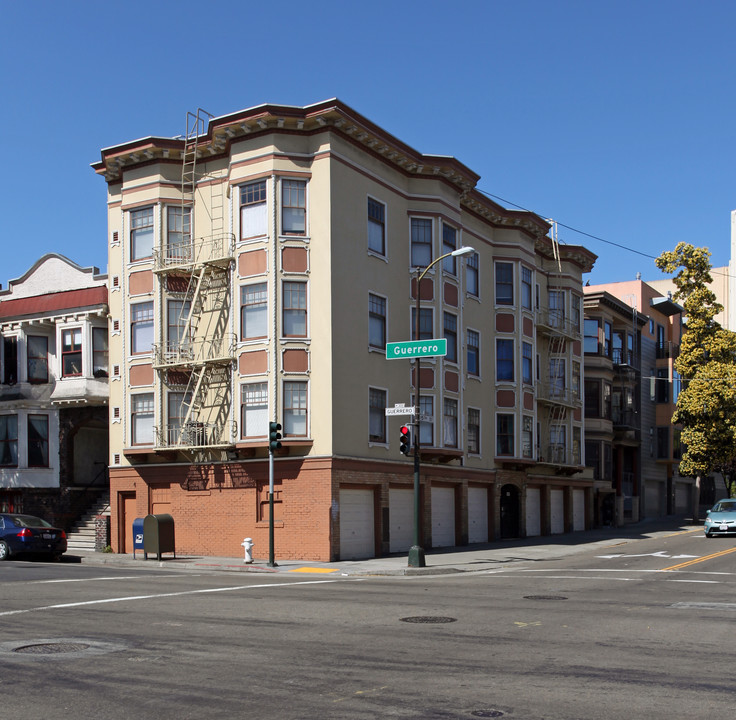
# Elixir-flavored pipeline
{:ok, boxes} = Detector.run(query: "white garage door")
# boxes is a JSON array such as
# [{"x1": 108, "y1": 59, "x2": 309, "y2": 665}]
[
  {"x1": 468, "y1": 487, "x2": 488, "y2": 544},
  {"x1": 431, "y1": 486, "x2": 455, "y2": 548},
  {"x1": 526, "y1": 487, "x2": 541, "y2": 537},
  {"x1": 389, "y1": 488, "x2": 414, "y2": 553},
  {"x1": 550, "y1": 489, "x2": 565, "y2": 534},
  {"x1": 572, "y1": 489, "x2": 585, "y2": 531},
  {"x1": 339, "y1": 488, "x2": 375, "y2": 560}
]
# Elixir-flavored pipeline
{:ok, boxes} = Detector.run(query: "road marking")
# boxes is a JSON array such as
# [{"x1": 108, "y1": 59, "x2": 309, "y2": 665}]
[
  {"x1": 666, "y1": 579, "x2": 721, "y2": 584},
  {"x1": 670, "y1": 602, "x2": 736, "y2": 610},
  {"x1": 30, "y1": 576, "x2": 162, "y2": 584},
  {"x1": 660, "y1": 545, "x2": 736, "y2": 571},
  {"x1": 596, "y1": 551, "x2": 698, "y2": 560},
  {"x1": 0, "y1": 579, "x2": 345, "y2": 617},
  {"x1": 514, "y1": 621, "x2": 542, "y2": 628}
]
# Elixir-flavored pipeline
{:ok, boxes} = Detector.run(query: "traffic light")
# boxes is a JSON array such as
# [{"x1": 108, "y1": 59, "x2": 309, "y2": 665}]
[
  {"x1": 269, "y1": 422, "x2": 282, "y2": 452},
  {"x1": 399, "y1": 425, "x2": 411, "y2": 456}
]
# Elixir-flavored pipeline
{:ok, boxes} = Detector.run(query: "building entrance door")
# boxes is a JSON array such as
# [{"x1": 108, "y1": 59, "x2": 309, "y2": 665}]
[{"x1": 500, "y1": 484, "x2": 520, "y2": 538}]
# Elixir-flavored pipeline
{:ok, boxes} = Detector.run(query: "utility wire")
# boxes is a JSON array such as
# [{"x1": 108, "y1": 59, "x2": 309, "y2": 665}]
[{"x1": 478, "y1": 188, "x2": 736, "y2": 278}]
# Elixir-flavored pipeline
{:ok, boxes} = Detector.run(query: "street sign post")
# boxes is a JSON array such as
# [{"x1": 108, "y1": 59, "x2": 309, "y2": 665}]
[{"x1": 386, "y1": 339, "x2": 447, "y2": 359}]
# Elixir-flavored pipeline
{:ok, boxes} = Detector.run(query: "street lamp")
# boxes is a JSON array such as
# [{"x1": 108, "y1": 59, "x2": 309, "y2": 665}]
[{"x1": 409, "y1": 245, "x2": 475, "y2": 568}]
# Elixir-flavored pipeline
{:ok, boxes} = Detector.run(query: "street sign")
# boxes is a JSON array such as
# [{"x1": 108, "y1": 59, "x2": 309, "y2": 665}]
[
  {"x1": 386, "y1": 339, "x2": 447, "y2": 359},
  {"x1": 385, "y1": 404, "x2": 417, "y2": 417}
]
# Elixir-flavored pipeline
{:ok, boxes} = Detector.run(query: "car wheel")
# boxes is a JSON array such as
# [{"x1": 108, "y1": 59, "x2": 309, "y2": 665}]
[
  {"x1": 0, "y1": 541, "x2": 10, "y2": 561},
  {"x1": 705, "y1": 531, "x2": 714, "y2": 538}
]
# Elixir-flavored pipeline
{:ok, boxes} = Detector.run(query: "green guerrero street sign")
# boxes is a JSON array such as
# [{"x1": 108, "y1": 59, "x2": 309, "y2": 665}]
[{"x1": 386, "y1": 338, "x2": 447, "y2": 359}]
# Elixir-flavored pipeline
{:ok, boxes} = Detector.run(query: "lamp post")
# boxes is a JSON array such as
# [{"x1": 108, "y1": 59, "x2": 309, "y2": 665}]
[{"x1": 408, "y1": 245, "x2": 475, "y2": 568}]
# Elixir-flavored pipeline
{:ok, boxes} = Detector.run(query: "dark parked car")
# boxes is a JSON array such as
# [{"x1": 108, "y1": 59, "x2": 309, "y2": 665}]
[{"x1": 0, "y1": 513, "x2": 67, "y2": 561}]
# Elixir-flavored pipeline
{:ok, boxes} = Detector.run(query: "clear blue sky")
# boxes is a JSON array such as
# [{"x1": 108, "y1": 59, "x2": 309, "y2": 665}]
[{"x1": 1, "y1": 0, "x2": 734, "y2": 288}]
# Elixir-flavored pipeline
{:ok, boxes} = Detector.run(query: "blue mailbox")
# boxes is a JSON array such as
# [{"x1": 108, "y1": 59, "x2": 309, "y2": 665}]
[{"x1": 132, "y1": 518, "x2": 145, "y2": 559}]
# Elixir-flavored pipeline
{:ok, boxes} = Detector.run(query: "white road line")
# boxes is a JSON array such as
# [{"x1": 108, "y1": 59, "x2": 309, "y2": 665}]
[
  {"x1": 0, "y1": 579, "x2": 344, "y2": 617},
  {"x1": 666, "y1": 579, "x2": 721, "y2": 584},
  {"x1": 31, "y1": 577, "x2": 149, "y2": 584}
]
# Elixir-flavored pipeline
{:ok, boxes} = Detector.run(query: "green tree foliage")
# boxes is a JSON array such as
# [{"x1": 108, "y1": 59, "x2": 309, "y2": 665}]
[{"x1": 655, "y1": 243, "x2": 736, "y2": 499}]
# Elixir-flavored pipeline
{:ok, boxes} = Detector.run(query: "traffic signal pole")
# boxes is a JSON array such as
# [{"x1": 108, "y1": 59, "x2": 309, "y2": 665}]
[{"x1": 268, "y1": 422, "x2": 282, "y2": 568}]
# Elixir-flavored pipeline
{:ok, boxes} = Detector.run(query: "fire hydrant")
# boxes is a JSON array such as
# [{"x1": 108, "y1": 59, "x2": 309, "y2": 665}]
[{"x1": 241, "y1": 537, "x2": 254, "y2": 564}]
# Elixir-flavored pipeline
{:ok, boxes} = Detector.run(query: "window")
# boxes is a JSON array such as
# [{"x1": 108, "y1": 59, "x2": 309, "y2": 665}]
[
  {"x1": 521, "y1": 267, "x2": 532, "y2": 309},
  {"x1": 444, "y1": 313, "x2": 457, "y2": 363},
  {"x1": 131, "y1": 302, "x2": 154, "y2": 354},
  {"x1": 584, "y1": 379, "x2": 600, "y2": 418},
  {"x1": 656, "y1": 368, "x2": 669, "y2": 403},
  {"x1": 167, "y1": 299, "x2": 191, "y2": 349},
  {"x1": 443, "y1": 398, "x2": 458, "y2": 448},
  {"x1": 467, "y1": 408, "x2": 480, "y2": 454},
  {"x1": 495, "y1": 262, "x2": 513, "y2": 305},
  {"x1": 496, "y1": 414, "x2": 514, "y2": 456},
  {"x1": 496, "y1": 339, "x2": 514, "y2": 381},
  {"x1": 572, "y1": 361, "x2": 580, "y2": 400},
  {"x1": 27, "y1": 336, "x2": 48, "y2": 383},
  {"x1": 241, "y1": 383, "x2": 268, "y2": 439},
  {"x1": 466, "y1": 253, "x2": 479, "y2": 297},
  {"x1": 585, "y1": 440, "x2": 600, "y2": 479},
  {"x1": 467, "y1": 330, "x2": 480, "y2": 376},
  {"x1": 605, "y1": 323, "x2": 614, "y2": 359},
  {"x1": 549, "y1": 425, "x2": 566, "y2": 463},
  {"x1": 92, "y1": 328, "x2": 108, "y2": 378},
  {"x1": 603, "y1": 382, "x2": 612, "y2": 420},
  {"x1": 167, "y1": 391, "x2": 192, "y2": 444},
  {"x1": 573, "y1": 427, "x2": 581, "y2": 465},
  {"x1": 283, "y1": 282, "x2": 307, "y2": 337},
  {"x1": 522, "y1": 342, "x2": 533, "y2": 384},
  {"x1": 584, "y1": 319, "x2": 599, "y2": 354},
  {"x1": 2, "y1": 336, "x2": 17, "y2": 384},
  {"x1": 282, "y1": 179, "x2": 306, "y2": 235},
  {"x1": 571, "y1": 294, "x2": 581, "y2": 332},
  {"x1": 131, "y1": 394, "x2": 154, "y2": 445},
  {"x1": 0, "y1": 416, "x2": 18, "y2": 466},
  {"x1": 367, "y1": 198, "x2": 385, "y2": 255},
  {"x1": 411, "y1": 218, "x2": 432, "y2": 268},
  {"x1": 442, "y1": 224, "x2": 457, "y2": 274},
  {"x1": 130, "y1": 207, "x2": 154, "y2": 261},
  {"x1": 284, "y1": 381, "x2": 307, "y2": 436},
  {"x1": 241, "y1": 180, "x2": 267, "y2": 239},
  {"x1": 27, "y1": 415, "x2": 49, "y2": 467},
  {"x1": 241, "y1": 283, "x2": 268, "y2": 340},
  {"x1": 549, "y1": 290, "x2": 564, "y2": 329},
  {"x1": 369, "y1": 388, "x2": 387, "y2": 443},
  {"x1": 657, "y1": 427, "x2": 669, "y2": 459},
  {"x1": 369, "y1": 294, "x2": 386, "y2": 349},
  {"x1": 411, "y1": 307, "x2": 433, "y2": 341},
  {"x1": 61, "y1": 329, "x2": 82, "y2": 377},
  {"x1": 522, "y1": 416, "x2": 533, "y2": 458},
  {"x1": 549, "y1": 358, "x2": 566, "y2": 397},
  {"x1": 166, "y1": 206, "x2": 191, "y2": 260},
  {"x1": 418, "y1": 396, "x2": 433, "y2": 446}
]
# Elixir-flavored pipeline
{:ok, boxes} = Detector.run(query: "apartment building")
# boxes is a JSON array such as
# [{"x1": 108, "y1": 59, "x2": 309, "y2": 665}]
[
  {"x1": 93, "y1": 100, "x2": 596, "y2": 561},
  {"x1": 0, "y1": 254, "x2": 109, "y2": 525},
  {"x1": 584, "y1": 280, "x2": 689, "y2": 524}
]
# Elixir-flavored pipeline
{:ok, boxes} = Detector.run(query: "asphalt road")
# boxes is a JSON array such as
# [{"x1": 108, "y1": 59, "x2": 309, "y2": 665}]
[{"x1": 1, "y1": 529, "x2": 735, "y2": 719}]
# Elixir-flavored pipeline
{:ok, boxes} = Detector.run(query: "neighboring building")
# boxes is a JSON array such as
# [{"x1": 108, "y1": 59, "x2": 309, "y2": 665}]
[
  {"x1": 0, "y1": 255, "x2": 109, "y2": 526},
  {"x1": 92, "y1": 99, "x2": 596, "y2": 562},
  {"x1": 584, "y1": 280, "x2": 689, "y2": 525}
]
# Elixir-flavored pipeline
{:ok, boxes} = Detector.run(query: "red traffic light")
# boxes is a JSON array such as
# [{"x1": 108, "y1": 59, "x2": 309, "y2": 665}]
[
  {"x1": 400, "y1": 425, "x2": 409, "y2": 435},
  {"x1": 399, "y1": 425, "x2": 411, "y2": 455}
]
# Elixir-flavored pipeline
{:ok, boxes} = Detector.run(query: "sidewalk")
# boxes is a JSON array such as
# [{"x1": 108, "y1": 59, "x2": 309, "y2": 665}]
[{"x1": 69, "y1": 517, "x2": 701, "y2": 577}]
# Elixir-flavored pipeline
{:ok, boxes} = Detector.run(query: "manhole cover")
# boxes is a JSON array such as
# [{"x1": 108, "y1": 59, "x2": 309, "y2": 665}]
[
  {"x1": 523, "y1": 595, "x2": 568, "y2": 601},
  {"x1": 14, "y1": 642, "x2": 90, "y2": 655},
  {"x1": 400, "y1": 616, "x2": 457, "y2": 624},
  {"x1": 471, "y1": 712, "x2": 505, "y2": 718}
]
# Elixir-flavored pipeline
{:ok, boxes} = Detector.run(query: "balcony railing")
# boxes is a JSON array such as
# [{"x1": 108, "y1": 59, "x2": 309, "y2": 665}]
[
  {"x1": 536, "y1": 382, "x2": 582, "y2": 408},
  {"x1": 656, "y1": 341, "x2": 679, "y2": 359},
  {"x1": 154, "y1": 421, "x2": 232, "y2": 450},
  {"x1": 612, "y1": 348, "x2": 639, "y2": 370},
  {"x1": 153, "y1": 233, "x2": 235, "y2": 272},
  {"x1": 536, "y1": 309, "x2": 581, "y2": 340},
  {"x1": 538, "y1": 444, "x2": 582, "y2": 467},
  {"x1": 153, "y1": 334, "x2": 236, "y2": 368}
]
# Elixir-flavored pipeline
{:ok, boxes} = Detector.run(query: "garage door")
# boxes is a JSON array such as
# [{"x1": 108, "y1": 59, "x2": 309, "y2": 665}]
[
  {"x1": 468, "y1": 487, "x2": 488, "y2": 544},
  {"x1": 550, "y1": 489, "x2": 565, "y2": 534},
  {"x1": 644, "y1": 481, "x2": 661, "y2": 518},
  {"x1": 675, "y1": 482, "x2": 690, "y2": 514},
  {"x1": 431, "y1": 486, "x2": 455, "y2": 548},
  {"x1": 389, "y1": 488, "x2": 413, "y2": 553},
  {"x1": 572, "y1": 489, "x2": 585, "y2": 531},
  {"x1": 339, "y1": 488, "x2": 375, "y2": 560},
  {"x1": 526, "y1": 487, "x2": 541, "y2": 537}
]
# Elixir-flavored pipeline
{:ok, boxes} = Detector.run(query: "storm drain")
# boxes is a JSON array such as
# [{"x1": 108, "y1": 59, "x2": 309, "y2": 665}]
[
  {"x1": 14, "y1": 642, "x2": 90, "y2": 655},
  {"x1": 400, "y1": 616, "x2": 457, "y2": 624},
  {"x1": 523, "y1": 595, "x2": 568, "y2": 601}
]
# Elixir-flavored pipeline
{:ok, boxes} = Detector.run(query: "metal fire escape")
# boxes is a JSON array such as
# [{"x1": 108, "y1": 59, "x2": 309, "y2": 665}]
[
  {"x1": 152, "y1": 109, "x2": 236, "y2": 459},
  {"x1": 537, "y1": 221, "x2": 582, "y2": 467}
]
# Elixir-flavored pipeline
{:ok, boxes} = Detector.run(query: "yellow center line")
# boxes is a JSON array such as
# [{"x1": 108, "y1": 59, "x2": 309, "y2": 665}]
[{"x1": 661, "y1": 545, "x2": 736, "y2": 572}]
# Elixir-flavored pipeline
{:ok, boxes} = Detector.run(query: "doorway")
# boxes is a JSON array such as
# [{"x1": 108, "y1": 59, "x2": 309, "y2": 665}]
[{"x1": 500, "y1": 484, "x2": 520, "y2": 538}]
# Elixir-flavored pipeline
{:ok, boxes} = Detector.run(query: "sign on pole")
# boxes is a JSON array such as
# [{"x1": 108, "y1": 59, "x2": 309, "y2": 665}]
[
  {"x1": 386, "y1": 339, "x2": 447, "y2": 359},
  {"x1": 385, "y1": 404, "x2": 417, "y2": 417}
]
